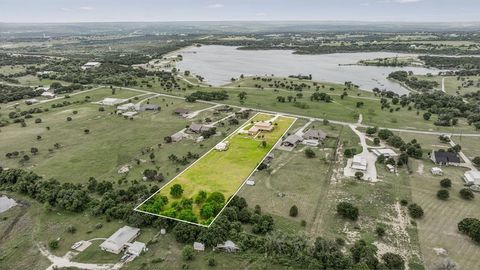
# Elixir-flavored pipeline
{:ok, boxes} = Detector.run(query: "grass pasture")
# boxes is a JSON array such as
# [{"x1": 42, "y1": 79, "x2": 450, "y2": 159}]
[
  {"x1": 409, "y1": 160, "x2": 480, "y2": 270},
  {"x1": 138, "y1": 113, "x2": 296, "y2": 225},
  {"x1": 0, "y1": 88, "x2": 209, "y2": 183}
]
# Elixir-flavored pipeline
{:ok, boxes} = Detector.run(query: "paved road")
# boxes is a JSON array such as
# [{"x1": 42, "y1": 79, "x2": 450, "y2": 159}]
[{"x1": 120, "y1": 86, "x2": 480, "y2": 137}]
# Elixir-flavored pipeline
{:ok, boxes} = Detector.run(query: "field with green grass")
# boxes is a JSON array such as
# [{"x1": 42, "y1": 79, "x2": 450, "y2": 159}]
[
  {"x1": 409, "y1": 160, "x2": 480, "y2": 270},
  {"x1": 0, "y1": 87, "x2": 210, "y2": 183},
  {"x1": 138, "y1": 113, "x2": 296, "y2": 225}
]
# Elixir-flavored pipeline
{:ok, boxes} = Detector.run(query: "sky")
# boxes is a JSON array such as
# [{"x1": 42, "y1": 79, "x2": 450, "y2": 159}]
[{"x1": 0, "y1": 0, "x2": 479, "y2": 23}]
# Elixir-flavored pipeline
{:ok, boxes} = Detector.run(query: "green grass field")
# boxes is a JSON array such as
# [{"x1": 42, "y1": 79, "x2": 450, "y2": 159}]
[
  {"x1": 138, "y1": 113, "x2": 296, "y2": 225},
  {"x1": 0, "y1": 88, "x2": 209, "y2": 183}
]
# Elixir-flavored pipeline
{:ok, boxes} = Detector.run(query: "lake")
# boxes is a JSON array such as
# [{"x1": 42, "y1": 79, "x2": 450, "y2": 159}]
[
  {"x1": 175, "y1": 45, "x2": 444, "y2": 95},
  {"x1": 0, "y1": 195, "x2": 17, "y2": 213}
]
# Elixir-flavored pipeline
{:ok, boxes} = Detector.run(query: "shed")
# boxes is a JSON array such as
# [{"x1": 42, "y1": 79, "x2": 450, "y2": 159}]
[
  {"x1": 193, "y1": 242, "x2": 205, "y2": 251},
  {"x1": 216, "y1": 240, "x2": 239, "y2": 252},
  {"x1": 126, "y1": 241, "x2": 147, "y2": 256},
  {"x1": 117, "y1": 103, "x2": 136, "y2": 112},
  {"x1": 430, "y1": 167, "x2": 443, "y2": 176}
]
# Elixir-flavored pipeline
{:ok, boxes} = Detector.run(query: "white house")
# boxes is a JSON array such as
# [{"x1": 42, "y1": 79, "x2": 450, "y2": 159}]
[
  {"x1": 464, "y1": 170, "x2": 480, "y2": 185},
  {"x1": 81, "y1": 61, "x2": 101, "y2": 70},
  {"x1": 351, "y1": 155, "x2": 367, "y2": 171},
  {"x1": 100, "y1": 226, "x2": 140, "y2": 254}
]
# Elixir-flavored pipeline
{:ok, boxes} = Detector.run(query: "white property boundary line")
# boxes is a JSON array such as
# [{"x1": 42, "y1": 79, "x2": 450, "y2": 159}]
[{"x1": 134, "y1": 112, "x2": 297, "y2": 228}]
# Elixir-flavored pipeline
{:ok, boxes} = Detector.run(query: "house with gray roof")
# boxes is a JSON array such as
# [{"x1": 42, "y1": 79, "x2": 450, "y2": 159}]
[{"x1": 100, "y1": 226, "x2": 140, "y2": 254}]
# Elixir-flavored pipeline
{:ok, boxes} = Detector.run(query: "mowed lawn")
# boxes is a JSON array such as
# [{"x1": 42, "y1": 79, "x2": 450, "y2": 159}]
[{"x1": 140, "y1": 113, "x2": 296, "y2": 225}]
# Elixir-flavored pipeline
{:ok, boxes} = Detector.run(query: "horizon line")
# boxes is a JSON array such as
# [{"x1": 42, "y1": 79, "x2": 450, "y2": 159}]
[{"x1": 2, "y1": 19, "x2": 480, "y2": 24}]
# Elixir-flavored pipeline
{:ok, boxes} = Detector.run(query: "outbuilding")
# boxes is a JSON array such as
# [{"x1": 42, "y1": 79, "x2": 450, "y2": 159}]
[
  {"x1": 464, "y1": 170, "x2": 480, "y2": 185},
  {"x1": 100, "y1": 226, "x2": 140, "y2": 254},
  {"x1": 430, "y1": 167, "x2": 443, "y2": 176},
  {"x1": 193, "y1": 242, "x2": 205, "y2": 251}
]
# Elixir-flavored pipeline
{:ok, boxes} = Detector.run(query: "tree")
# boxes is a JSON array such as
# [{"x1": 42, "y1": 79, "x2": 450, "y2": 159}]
[
  {"x1": 458, "y1": 218, "x2": 480, "y2": 243},
  {"x1": 459, "y1": 188, "x2": 474, "y2": 200},
  {"x1": 472, "y1": 156, "x2": 480, "y2": 167},
  {"x1": 305, "y1": 148, "x2": 316, "y2": 158},
  {"x1": 382, "y1": 252, "x2": 405, "y2": 270},
  {"x1": 48, "y1": 239, "x2": 59, "y2": 250},
  {"x1": 373, "y1": 137, "x2": 380, "y2": 145},
  {"x1": 238, "y1": 91, "x2": 247, "y2": 104},
  {"x1": 440, "y1": 178, "x2": 452, "y2": 188},
  {"x1": 355, "y1": 172, "x2": 364, "y2": 180},
  {"x1": 30, "y1": 147, "x2": 39, "y2": 155},
  {"x1": 66, "y1": 117, "x2": 72, "y2": 121},
  {"x1": 289, "y1": 205, "x2": 298, "y2": 217},
  {"x1": 35, "y1": 118, "x2": 42, "y2": 124},
  {"x1": 164, "y1": 136, "x2": 172, "y2": 143},
  {"x1": 408, "y1": 203, "x2": 424, "y2": 218},
  {"x1": 423, "y1": 112, "x2": 432, "y2": 120},
  {"x1": 375, "y1": 226, "x2": 386, "y2": 237},
  {"x1": 437, "y1": 189, "x2": 450, "y2": 200},
  {"x1": 170, "y1": 184, "x2": 184, "y2": 198},
  {"x1": 208, "y1": 257, "x2": 216, "y2": 267},
  {"x1": 337, "y1": 202, "x2": 359, "y2": 221},
  {"x1": 182, "y1": 245, "x2": 194, "y2": 261}
]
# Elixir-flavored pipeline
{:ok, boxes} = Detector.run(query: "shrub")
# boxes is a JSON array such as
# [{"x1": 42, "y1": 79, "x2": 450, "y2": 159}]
[
  {"x1": 300, "y1": 220, "x2": 306, "y2": 227},
  {"x1": 336, "y1": 202, "x2": 359, "y2": 221},
  {"x1": 382, "y1": 252, "x2": 405, "y2": 270},
  {"x1": 459, "y1": 188, "x2": 474, "y2": 200},
  {"x1": 375, "y1": 226, "x2": 386, "y2": 237},
  {"x1": 305, "y1": 148, "x2": 316, "y2": 158},
  {"x1": 170, "y1": 184, "x2": 184, "y2": 198},
  {"x1": 408, "y1": 203, "x2": 424, "y2": 218},
  {"x1": 354, "y1": 172, "x2": 364, "y2": 180},
  {"x1": 182, "y1": 245, "x2": 194, "y2": 261},
  {"x1": 66, "y1": 117, "x2": 72, "y2": 121},
  {"x1": 66, "y1": 225, "x2": 77, "y2": 234},
  {"x1": 400, "y1": 199, "x2": 408, "y2": 206},
  {"x1": 458, "y1": 218, "x2": 480, "y2": 243},
  {"x1": 437, "y1": 189, "x2": 450, "y2": 200},
  {"x1": 48, "y1": 239, "x2": 59, "y2": 250},
  {"x1": 289, "y1": 205, "x2": 298, "y2": 217},
  {"x1": 208, "y1": 257, "x2": 216, "y2": 267},
  {"x1": 35, "y1": 118, "x2": 42, "y2": 123},
  {"x1": 440, "y1": 178, "x2": 452, "y2": 188}
]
